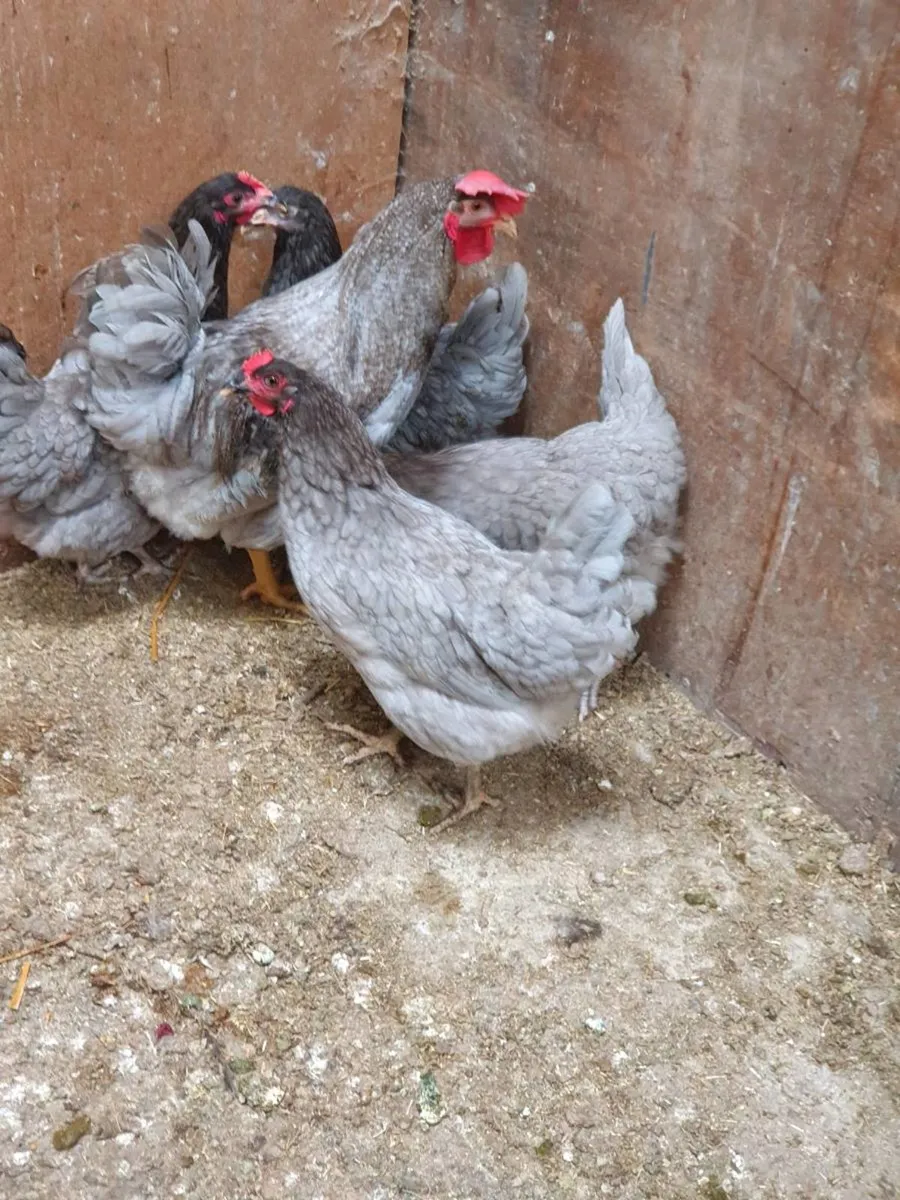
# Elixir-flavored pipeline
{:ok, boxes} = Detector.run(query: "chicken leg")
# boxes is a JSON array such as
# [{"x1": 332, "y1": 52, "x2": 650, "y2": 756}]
[
  {"x1": 324, "y1": 723, "x2": 405, "y2": 768},
  {"x1": 432, "y1": 766, "x2": 499, "y2": 833},
  {"x1": 241, "y1": 548, "x2": 307, "y2": 613},
  {"x1": 132, "y1": 546, "x2": 173, "y2": 578}
]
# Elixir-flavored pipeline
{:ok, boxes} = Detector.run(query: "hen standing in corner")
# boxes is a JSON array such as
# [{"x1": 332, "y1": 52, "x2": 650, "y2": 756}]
[
  {"x1": 227, "y1": 354, "x2": 642, "y2": 830},
  {"x1": 387, "y1": 298, "x2": 687, "y2": 716},
  {"x1": 75, "y1": 172, "x2": 529, "y2": 608}
]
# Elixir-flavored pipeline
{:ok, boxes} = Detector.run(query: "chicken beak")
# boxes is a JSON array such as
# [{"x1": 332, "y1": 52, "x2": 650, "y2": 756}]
[
  {"x1": 248, "y1": 200, "x2": 290, "y2": 226},
  {"x1": 494, "y1": 215, "x2": 518, "y2": 240}
]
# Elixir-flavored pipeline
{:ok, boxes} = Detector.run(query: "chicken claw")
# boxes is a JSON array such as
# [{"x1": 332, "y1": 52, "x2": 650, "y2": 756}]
[
  {"x1": 324, "y1": 723, "x2": 405, "y2": 768},
  {"x1": 579, "y1": 681, "x2": 600, "y2": 722},
  {"x1": 76, "y1": 561, "x2": 118, "y2": 586},
  {"x1": 431, "y1": 766, "x2": 499, "y2": 833},
  {"x1": 131, "y1": 546, "x2": 173, "y2": 579},
  {"x1": 241, "y1": 548, "x2": 307, "y2": 613}
]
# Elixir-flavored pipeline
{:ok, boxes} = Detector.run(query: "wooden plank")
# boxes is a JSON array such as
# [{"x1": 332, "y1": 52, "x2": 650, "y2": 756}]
[
  {"x1": 0, "y1": 0, "x2": 411, "y2": 369},
  {"x1": 403, "y1": 0, "x2": 900, "y2": 844}
]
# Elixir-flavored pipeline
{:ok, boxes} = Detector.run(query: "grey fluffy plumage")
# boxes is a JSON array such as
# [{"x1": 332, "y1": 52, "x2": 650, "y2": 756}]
[
  {"x1": 272, "y1": 368, "x2": 638, "y2": 774},
  {"x1": 0, "y1": 324, "x2": 159, "y2": 572},
  {"x1": 74, "y1": 180, "x2": 514, "y2": 551},
  {"x1": 72, "y1": 221, "x2": 278, "y2": 543},
  {"x1": 387, "y1": 298, "x2": 685, "y2": 624},
  {"x1": 386, "y1": 262, "x2": 529, "y2": 453}
]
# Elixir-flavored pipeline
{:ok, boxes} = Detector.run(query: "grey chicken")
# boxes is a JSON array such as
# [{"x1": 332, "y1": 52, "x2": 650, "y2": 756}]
[
  {"x1": 385, "y1": 298, "x2": 686, "y2": 714},
  {"x1": 0, "y1": 173, "x2": 285, "y2": 581},
  {"x1": 75, "y1": 172, "x2": 529, "y2": 608},
  {"x1": 227, "y1": 354, "x2": 642, "y2": 828},
  {"x1": 258, "y1": 184, "x2": 529, "y2": 454},
  {"x1": 0, "y1": 324, "x2": 160, "y2": 579}
]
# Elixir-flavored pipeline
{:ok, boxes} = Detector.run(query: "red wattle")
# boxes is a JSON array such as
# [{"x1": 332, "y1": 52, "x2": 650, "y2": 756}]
[
  {"x1": 249, "y1": 396, "x2": 277, "y2": 417},
  {"x1": 443, "y1": 211, "x2": 496, "y2": 265}
]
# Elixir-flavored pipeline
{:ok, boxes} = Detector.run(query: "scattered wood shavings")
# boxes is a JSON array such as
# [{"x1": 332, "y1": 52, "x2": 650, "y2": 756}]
[
  {"x1": 8, "y1": 960, "x2": 30, "y2": 1010},
  {"x1": 0, "y1": 933, "x2": 71, "y2": 965}
]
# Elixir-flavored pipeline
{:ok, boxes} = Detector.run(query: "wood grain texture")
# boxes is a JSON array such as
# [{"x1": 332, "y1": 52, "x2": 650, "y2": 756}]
[
  {"x1": 0, "y1": 0, "x2": 411, "y2": 369},
  {"x1": 403, "y1": 0, "x2": 900, "y2": 843}
]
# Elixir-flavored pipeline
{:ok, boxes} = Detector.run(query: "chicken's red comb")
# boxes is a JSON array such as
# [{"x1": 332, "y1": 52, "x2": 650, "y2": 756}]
[
  {"x1": 237, "y1": 170, "x2": 271, "y2": 195},
  {"x1": 242, "y1": 349, "x2": 275, "y2": 379},
  {"x1": 455, "y1": 170, "x2": 529, "y2": 214}
]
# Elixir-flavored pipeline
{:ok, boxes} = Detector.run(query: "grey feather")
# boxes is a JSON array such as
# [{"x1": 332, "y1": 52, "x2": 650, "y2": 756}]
[
  {"x1": 388, "y1": 263, "x2": 529, "y2": 453},
  {"x1": 387, "y1": 297, "x2": 686, "y2": 631},
  {"x1": 275, "y1": 372, "x2": 638, "y2": 770},
  {"x1": 0, "y1": 333, "x2": 159, "y2": 568},
  {"x1": 74, "y1": 220, "x2": 215, "y2": 470}
]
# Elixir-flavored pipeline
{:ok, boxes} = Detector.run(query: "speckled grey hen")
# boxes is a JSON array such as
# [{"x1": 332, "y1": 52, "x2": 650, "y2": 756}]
[
  {"x1": 230, "y1": 354, "x2": 642, "y2": 828},
  {"x1": 386, "y1": 298, "x2": 687, "y2": 714},
  {"x1": 76, "y1": 172, "x2": 528, "y2": 608},
  {"x1": 0, "y1": 323, "x2": 160, "y2": 579},
  {"x1": 258, "y1": 185, "x2": 530, "y2": 454}
]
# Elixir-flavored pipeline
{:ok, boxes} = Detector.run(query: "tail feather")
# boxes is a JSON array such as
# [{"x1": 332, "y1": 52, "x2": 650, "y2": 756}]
[
  {"x1": 388, "y1": 263, "x2": 529, "y2": 453},
  {"x1": 597, "y1": 297, "x2": 655, "y2": 418},
  {"x1": 72, "y1": 219, "x2": 215, "y2": 454}
]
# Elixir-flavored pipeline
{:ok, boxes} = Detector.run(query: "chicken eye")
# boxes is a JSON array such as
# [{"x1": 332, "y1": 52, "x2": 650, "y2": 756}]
[
  {"x1": 224, "y1": 191, "x2": 243, "y2": 207},
  {"x1": 264, "y1": 373, "x2": 281, "y2": 389}
]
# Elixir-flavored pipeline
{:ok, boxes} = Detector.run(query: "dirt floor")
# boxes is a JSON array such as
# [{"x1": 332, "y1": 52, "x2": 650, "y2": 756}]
[{"x1": 0, "y1": 546, "x2": 898, "y2": 1200}]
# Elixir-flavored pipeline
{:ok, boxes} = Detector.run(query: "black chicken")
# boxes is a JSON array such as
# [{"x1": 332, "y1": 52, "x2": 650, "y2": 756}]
[
  {"x1": 169, "y1": 171, "x2": 286, "y2": 319},
  {"x1": 259, "y1": 186, "x2": 343, "y2": 297}
]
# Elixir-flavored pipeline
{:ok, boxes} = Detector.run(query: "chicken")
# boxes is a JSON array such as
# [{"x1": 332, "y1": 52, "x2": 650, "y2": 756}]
[
  {"x1": 227, "y1": 260, "x2": 531, "y2": 559},
  {"x1": 168, "y1": 171, "x2": 286, "y2": 320},
  {"x1": 259, "y1": 186, "x2": 344, "y2": 298},
  {"x1": 385, "y1": 298, "x2": 686, "y2": 714},
  {"x1": 0, "y1": 174, "x2": 284, "y2": 583},
  {"x1": 0, "y1": 324, "x2": 161, "y2": 580},
  {"x1": 256, "y1": 184, "x2": 529, "y2": 454},
  {"x1": 75, "y1": 172, "x2": 529, "y2": 609},
  {"x1": 227, "y1": 354, "x2": 643, "y2": 829}
]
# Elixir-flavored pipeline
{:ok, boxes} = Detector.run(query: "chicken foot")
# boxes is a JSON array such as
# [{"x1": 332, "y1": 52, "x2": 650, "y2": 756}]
[
  {"x1": 241, "y1": 548, "x2": 307, "y2": 613},
  {"x1": 324, "y1": 723, "x2": 405, "y2": 768},
  {"x1": 431, "y1": 766, "x2": 499, "y2": 833},
  {"x1": 76, "y1": 560, "x2": 119, "y2": 586},
  {"x1": 131, "y1": 546, "x2": 174, "y2": 579}
]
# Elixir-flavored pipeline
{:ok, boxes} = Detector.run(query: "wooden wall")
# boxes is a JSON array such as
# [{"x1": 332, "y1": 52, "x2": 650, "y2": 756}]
[
  {"x1": 0, "y1": 0, "x2": 411, "y2": 366},
  {"x1": 402, "y1": 0, "x2": 900, "y2": 845}
]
